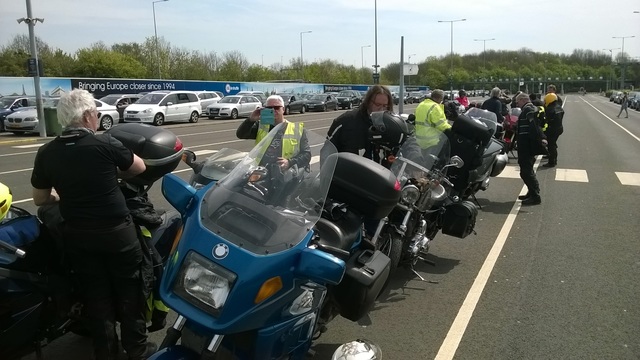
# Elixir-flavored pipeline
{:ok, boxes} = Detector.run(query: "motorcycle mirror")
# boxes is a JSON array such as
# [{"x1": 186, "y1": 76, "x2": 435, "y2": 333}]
[
  {"x1": 182, "y1": 150, "x2": 197, "y2": 168},
  {"x1": 450, "y1": 155, "x2": 464, "y2": 168}
]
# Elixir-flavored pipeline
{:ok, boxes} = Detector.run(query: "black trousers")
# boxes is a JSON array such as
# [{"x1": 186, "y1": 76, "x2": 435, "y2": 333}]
[
  {"x1": 546, "y1": 127, "x2": 564, "y2": 165},
  {"x1": 517, "y1": 154, "x2": 540, "y2": 197},
  {"x1": 64, "y1": 216, "x2": 148, "y2": 360}
]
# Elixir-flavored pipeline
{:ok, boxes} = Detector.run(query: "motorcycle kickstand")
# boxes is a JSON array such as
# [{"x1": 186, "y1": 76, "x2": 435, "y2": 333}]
[{"x1": 410, "y1": 261, "x2": 439, "y2": 284}]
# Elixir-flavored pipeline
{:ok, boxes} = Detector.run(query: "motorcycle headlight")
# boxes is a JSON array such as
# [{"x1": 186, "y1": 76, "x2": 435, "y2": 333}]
[
  {"x1": 173, "y1": 251, "x2": 237, "y2": 317},
  {"x1": 401, "y1": 184, "x2": 420, "y2": 204}
]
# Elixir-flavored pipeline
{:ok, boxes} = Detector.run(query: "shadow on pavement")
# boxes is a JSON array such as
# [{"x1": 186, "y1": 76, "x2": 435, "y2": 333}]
[{"x1": 474, "y1": 199, "x2": 515, "y2": 215}]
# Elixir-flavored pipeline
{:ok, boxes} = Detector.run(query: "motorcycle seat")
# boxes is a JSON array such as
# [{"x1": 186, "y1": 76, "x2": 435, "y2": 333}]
[{"x1": 315, "y1": 210, "x2": 361, "y2": 251}]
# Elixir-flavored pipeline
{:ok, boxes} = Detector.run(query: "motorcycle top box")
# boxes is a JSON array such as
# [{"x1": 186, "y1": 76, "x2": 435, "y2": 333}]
[
  {"x1": 328, "y1": 152, "x2": 401, "y2": 220},
  {"x1": 106, "y1": 123, "x2": 184, "y2": 186}
]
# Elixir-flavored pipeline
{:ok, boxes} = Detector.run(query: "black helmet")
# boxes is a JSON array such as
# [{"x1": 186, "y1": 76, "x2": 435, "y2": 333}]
[{"x1": 368, "y1": 111, "x2": 410, "y2": 149}]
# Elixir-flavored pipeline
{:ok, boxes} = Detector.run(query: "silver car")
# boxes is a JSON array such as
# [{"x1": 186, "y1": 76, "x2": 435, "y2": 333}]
[
  {"x1": 195, "y1": 91, "x2": 223, "y2": 115},
  {"x1": 95, "y1": 99, "x2": 120, "y2": 130},
  {"x1": 206, "y1": 95, "x2": 261, "y2": 119}
]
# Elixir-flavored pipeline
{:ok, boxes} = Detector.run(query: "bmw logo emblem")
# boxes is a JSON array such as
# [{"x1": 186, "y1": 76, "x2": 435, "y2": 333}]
[{"x1": 212, "y1": 243, "x2": 229, "y2": 260}]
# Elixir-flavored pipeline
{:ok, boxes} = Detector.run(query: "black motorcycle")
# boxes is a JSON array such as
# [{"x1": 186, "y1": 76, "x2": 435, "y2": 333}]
[
  {"x1": 0, "y1": 124, "x2": 183, "y2": 360},
  {"x1": 369, "y1": 124, "x2": 479, "y2": 276}
]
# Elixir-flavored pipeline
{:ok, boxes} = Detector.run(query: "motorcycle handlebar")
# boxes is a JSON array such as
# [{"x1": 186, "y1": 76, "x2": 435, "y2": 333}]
[{"x1": 0, "y1": 239, "x2": 26, "y2": 258}]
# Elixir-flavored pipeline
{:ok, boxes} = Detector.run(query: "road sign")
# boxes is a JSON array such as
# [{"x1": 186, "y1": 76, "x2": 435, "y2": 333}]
[
  {"x1": 403, "y1": 64, "x2": 419, "y2": 76},
  {"x1": 372, "y1": 73, "x2": 380, "y2": 81},
  {"x1": 26, "y1": 58, "x2": 43, "y2": 76}
]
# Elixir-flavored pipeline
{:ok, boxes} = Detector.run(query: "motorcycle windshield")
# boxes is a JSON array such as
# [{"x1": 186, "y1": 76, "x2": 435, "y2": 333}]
[
  {"x1": 200, "y1": 148, "x2": 247, "y2": 182},
  {"x1": 201, "y1": 123, "x2": 337, "y2": 255},
  {"x1": 391, "y1": 129, "x2": 450, "y2": 176},
  {"x1": 465, "y1": 107, "x2": 498, "y2": 135}
]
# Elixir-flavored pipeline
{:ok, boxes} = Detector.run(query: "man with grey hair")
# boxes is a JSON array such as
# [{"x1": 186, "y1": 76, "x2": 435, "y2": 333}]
[
  {"x1": 481, "y1": 87, "x2": 505, "y2": 123},
  {"x1": 514, "y1": 92, "x2": 547, "y2": 205},
  {"x1": 30, "y1": 89, "x2": 154, "y2": 359},
  {"x1": 237, "y1": 94, "x2": 311, "y2": 170}
]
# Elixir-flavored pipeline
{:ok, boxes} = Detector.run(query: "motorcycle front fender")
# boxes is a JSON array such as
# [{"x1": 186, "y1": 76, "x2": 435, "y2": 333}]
[{"x1": 147, "y1": 345, "x2": 199, "y2": 360}]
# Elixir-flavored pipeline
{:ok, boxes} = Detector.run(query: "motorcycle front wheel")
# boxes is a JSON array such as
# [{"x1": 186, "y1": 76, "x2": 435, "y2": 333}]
[{"x1": 377, "y1": 230, "x2": 403, "y2": 272}]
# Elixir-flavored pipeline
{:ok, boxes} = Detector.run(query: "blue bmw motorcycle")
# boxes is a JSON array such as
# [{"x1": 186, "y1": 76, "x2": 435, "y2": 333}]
[{"x1": 150, "y1": 124, "x2": 401, "y2": 359}]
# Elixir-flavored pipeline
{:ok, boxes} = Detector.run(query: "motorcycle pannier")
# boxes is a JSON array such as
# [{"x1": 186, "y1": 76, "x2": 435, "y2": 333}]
[
  {"x1": 328, "y1": 153, "x2": 400, "y2": 220},
  {"x1": 334, "y1": 249, "x2": 391, "y2": 322},
  {"x1": 441, "y1": 201, "x2": 478, "y2": 239},
  {"x1": 106, "y1": 123, "x2": 184, "y2": 186}
]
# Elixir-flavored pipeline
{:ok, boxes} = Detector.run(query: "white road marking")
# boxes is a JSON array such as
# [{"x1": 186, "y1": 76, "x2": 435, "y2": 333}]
[
  {"x1": 194, "y1": 149, "x2": 218, "y2": 156},
  {"x1": 12, "y1": 198, "x2": 33, "y2": 204},
  {"x1": 435, "y1": 156, "x2": 543, "y2": 360},
  {"x1": 581, "y1": 98, "x2": 640, "y2": 143},
  {"x1": 497, "y1": 165, "x2": 521, "y2": 179},
  {"x1": 0, "y1": 168, "x2": 33, "y2": 175},
  {"x1": 12, "y1": 144, "x2": 45, "y2": 149},
  {"x1": 555, "y1": 168, "x2": 589, "y2": 182},
  {"x1": 615, "y1": 172, "x2": 640, "y2": 186}
]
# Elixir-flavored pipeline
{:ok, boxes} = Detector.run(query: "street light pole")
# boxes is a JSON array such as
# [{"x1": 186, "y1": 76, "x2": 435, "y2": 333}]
[
  {"x1": 438, "y1": 18, "x2": 466, "y2": 94},
  {"x1": 407, "y1": 53, "x2": 416, "y2": 85},
  {"x1": 17, "y1": 0, "x2": 45, "y2": 137},
  {"x1": 474, "y1": 38, "x2": 495, "y2": 69},
  {"x1": 602, "y1": 48, "x2": 620, "y2": 91},
  {"x1": 152, "y1": 0, "x2": 168, "y2": 79},
  {"x1": 361, "y1": 45, "x2": 371, "y2": 68},
  {"x1": 300, "y1": 30, "x2": 312, "y2": 82},
  {"x1": 612, "y1": 35, "x2": 635, "y2": 89},
  {"x1": 372, "y1": 0, "x2": 380, "y2": 84}
]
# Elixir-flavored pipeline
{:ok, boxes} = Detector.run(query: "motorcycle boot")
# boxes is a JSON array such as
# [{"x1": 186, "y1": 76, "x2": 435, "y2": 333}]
[
  {"x1": 518, "y1": 193, "x2": 531, "y2": 200},
  {"x1": 521, "y1": 195, "x2": 541, "y2": 206}
]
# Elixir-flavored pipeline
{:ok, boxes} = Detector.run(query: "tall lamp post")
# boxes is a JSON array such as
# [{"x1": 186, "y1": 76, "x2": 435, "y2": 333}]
[
  {"x1": 17, "y1": 0, "x2": 45, "y2": 138},
  {"x1": 372, "y1": 0, "x2": 380, "y2": 84},
  {"x1": 438, "y1": 18, "x2": 466, "y2": 94},
  {"x1": 361, "y1": 45, "x2": 371, "y2": 68},
  {"x1": 300, "y1": 30, "x2": 312, "y2": 82},
  {"x1": 152, "y1": 0, "x2": 169, "y2": 79},
  {"x1": 407, "y1": 53, "x2": 416, "y2": 85},
  {"x1": 602, "y1": 48, "x2": 620, "y2": 91},
  {"x1": 612, "y1": 35, "x2": 635, "y2": 89},
  {"x1": 474, "y1": 38, "x2": 495, "y2": 69}
]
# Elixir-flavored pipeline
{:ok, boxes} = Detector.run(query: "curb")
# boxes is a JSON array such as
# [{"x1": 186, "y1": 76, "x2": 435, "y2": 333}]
[{"x1": 0, "y1": 136, "x2": 44, "y2": 146}]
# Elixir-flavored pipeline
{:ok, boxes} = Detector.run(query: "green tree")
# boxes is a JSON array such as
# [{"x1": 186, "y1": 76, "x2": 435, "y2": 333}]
[{"x1": 73, "y1": 44, "x2": 146, "y2": 78}]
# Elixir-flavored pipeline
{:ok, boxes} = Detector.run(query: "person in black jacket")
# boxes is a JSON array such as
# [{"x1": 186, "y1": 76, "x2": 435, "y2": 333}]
[
  {"x1": 514, "y1": 92, "x2": 547, "y2": 205},
  {"x1": 325, "y1": 85, "x2": 394, "y2": 163},
  {"x1": 31, "y1": 89, "x2": 155, "y2": 360},
  {"x1": 481, "y1": 87, "x2": 505, "y2": 123},
  {"x1": 542, "y1": 92, "x2": 564, "y2": 167}
]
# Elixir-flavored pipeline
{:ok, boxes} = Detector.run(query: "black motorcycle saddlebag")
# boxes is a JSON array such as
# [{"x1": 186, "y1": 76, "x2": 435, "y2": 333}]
[
  {"x1": 333, "y1": 249, "x2": 390, "y2": 322},
  {"x1": 328, "y1": 153, "x2": 400, "y2": 220},
  {"x1": 106, "y1": 123, "x2": 184, "y2": 186},
  {"x1": 441, "y1": 201, "x2": 478, "y2": 239}
]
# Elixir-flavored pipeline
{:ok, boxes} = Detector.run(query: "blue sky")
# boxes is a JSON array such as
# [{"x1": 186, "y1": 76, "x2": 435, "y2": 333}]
[{"x1": 1, "y1": 0, "x2": 639, "y2": 69}]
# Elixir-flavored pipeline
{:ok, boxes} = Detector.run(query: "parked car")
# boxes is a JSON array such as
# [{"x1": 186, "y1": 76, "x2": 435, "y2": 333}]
[
  {"x1": 123, "y1": 90, "x2": 201, "y2": 126},
  {"x1": 206, "y1": 95, "x2": 262, "y2": 119},
  {"x1": 195, "y1": 91, "x2": 223, "y2": 115},
  {"x1": 610, "y1": 91, "x2": 622, "y2": 103},
  {"x1": 98, "y1": 94, "x2": 142, "y2": 123},
  {"x1": 95, "y1": 99, "x2": 121, "y2": 130},
  {"x1": 287, "y1": 94, "x2": 312, "y2": 114},
  {"x1": 408, "y1": 92, "x2": 427, "y2": 103},
  {"x1": 277, "y1": 94, "x2": 298, "y2": 115},
  {"x1": 305, "y1": 94, "x2": 339, "y2": 112},
  {"x1": 628, "y1": 92, "x2": 640, "y2": 110},
  {"x1": 2, "y1": 98, "x2": 56, "y2": 135},
  {"x1": 336, "y1": 90, "x2": 363, "y2": 109},
  {"x1": 0, "y1": 96, "x2": 34, "y2": 132},
  {"x1": 237, "y1": 91, "x2": 266, "y2": 105}
]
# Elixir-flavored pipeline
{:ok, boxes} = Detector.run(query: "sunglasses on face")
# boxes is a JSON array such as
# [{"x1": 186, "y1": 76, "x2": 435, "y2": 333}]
[{"x1": 265, "y1": 105, "x2": 283, "y2": 110}]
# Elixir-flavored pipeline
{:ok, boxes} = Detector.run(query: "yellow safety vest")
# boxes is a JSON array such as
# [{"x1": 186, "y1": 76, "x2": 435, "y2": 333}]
[
  {"x1": 256, "y1": 121, "x2": 303, "y2": 159},
  {"x1": 414, "y1": 99, "x2": 451, "y2": 149}
]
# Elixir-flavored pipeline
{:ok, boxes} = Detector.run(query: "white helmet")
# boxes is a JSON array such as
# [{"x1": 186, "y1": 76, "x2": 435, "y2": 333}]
[{"x1": 331, "y1": 339, "x2": 382, "y2": 360}]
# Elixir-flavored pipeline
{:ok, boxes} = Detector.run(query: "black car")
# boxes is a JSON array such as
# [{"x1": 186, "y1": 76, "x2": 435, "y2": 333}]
[
  {"x1": 305, "y1": 94, "x2": 339, "y2": 112},
  {"x1": 336, "y1": 90, "x2": 363, "y2": 109}
]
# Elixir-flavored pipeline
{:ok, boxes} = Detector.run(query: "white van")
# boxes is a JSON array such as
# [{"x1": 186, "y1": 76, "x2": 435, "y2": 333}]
[{"x1": 123, "y1": 91, "x2": 201, "y2": 126}]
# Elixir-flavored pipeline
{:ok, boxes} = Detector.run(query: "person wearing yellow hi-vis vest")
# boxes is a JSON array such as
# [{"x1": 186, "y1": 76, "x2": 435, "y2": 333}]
[
  {"x1": 236, "y1": 94, "x2": 311, "y2": 170},
  {"x1": 413, "y1": 89, "x2": 452, "y2": 149}
]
